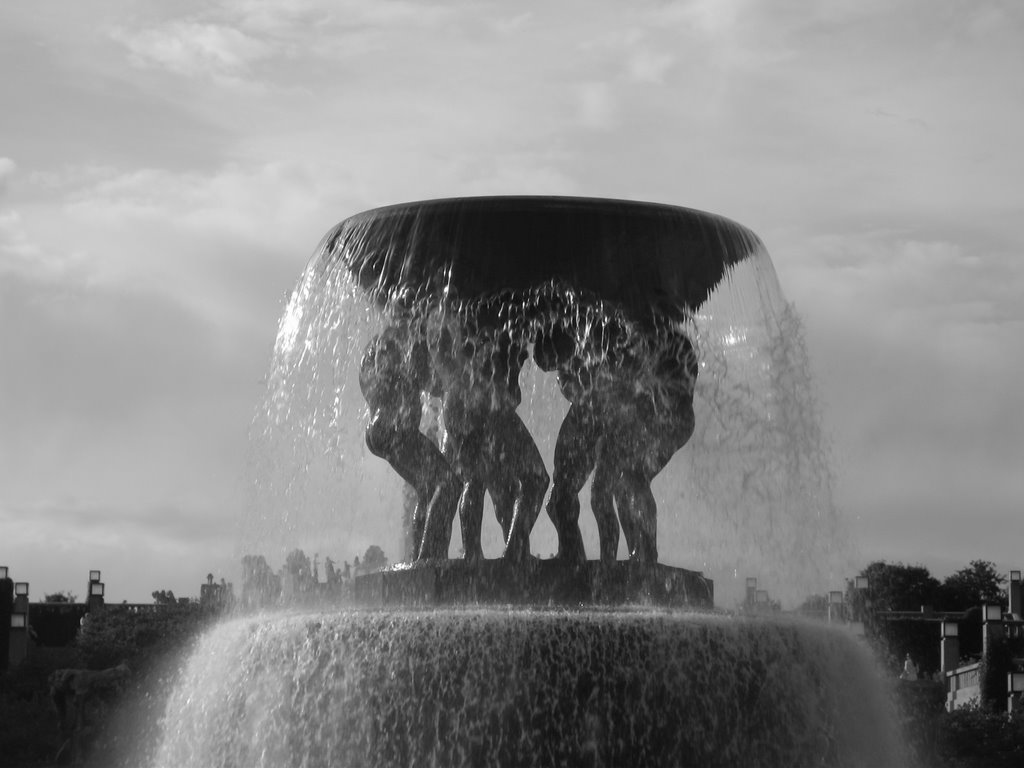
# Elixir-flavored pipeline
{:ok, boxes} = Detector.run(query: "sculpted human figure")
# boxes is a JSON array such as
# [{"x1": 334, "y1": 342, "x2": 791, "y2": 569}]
[
  {"x1": 595, "y1": 324, "x2": 698, "y2": 563},
  {"x1": 536, "y1": 322, "x2": 618, "y2": 564},
  {"x1": 359, "y1": 322, "x2": 461, "y2": 560},
  {"x1": 541, "y1": 316, "x2": 698, "y2": 565},
  {"x1": 431, "y1": 311, "x2": 549, "y2": 563}
]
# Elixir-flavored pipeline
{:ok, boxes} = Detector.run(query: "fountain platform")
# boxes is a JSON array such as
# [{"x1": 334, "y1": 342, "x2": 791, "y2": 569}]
[{"x1": 351, "y1": 559, "x2": 713, "y2": 608}]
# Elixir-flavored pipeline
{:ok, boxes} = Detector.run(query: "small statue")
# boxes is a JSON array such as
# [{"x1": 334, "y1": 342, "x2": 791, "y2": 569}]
[
  {"x1": 540, "y1": 316, "x2": 697, "y2": 565},
  {"x1": 536, "y1": 322, "x2": 617, "y2": 563},
  {"x1": 359, "y1": 323, "x2": 461, "y2": 560},
  {"x1": 430, "y1": 312, "x2": 549, "y2": 563},
  {"x1": 900, "y1": 653, "x2": 919, "y2": 681},
  {"x1": 600, "y1": 325, "x2": 698, "y2": 563}
]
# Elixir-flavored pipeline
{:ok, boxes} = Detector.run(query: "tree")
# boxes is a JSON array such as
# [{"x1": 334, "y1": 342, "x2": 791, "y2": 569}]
[
  {"x1": 939, "y1": 560, "x2": 1006, "y2": 611},
  {"x1": 854, "y1": 561, "x2": 940, "y2": 612},
  {"x1": 44, "y1": 591, "x2": 77, "y2": 603},
  {"x1": 324, "y1": 557, "x2": 341, "y2": 585},
  {"x1": 798, "y1": 594, "x2": 828, "y2": 616},
  {"x1": 284, "y1": 549, "x2": 314, "y2": 592},
  {"x1": 361, "y1": 545, "x2": 388, "y2": 574},
  {"x1": 240, "y1": 554, "x2": 281, "y2": 608},
  {"x1": 151, "y1": 589, "x2": 177, "y2": 605}
]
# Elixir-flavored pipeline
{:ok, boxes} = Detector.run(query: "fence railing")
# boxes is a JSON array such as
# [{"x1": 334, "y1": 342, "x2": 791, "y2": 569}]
[{"x1": 946, "y1": 661, "x2": 981, "y2": 711}]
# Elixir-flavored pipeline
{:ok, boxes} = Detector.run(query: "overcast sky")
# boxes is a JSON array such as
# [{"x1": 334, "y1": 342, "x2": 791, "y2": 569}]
[{"x1": 2, "y1": 0, "x2": 1021, "y2": 604}]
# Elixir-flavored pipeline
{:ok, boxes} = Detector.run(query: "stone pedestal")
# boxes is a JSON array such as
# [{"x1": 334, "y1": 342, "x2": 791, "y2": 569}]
[{"x1": 351, "y1": 559, "x2": 713, "y2": 608}]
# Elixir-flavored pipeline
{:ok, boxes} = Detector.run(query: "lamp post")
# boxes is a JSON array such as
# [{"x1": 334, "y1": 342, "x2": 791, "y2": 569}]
[
  {"x1": 0, "y1": 567, "x2": 11, "y2": 671},
  {"x1": 828, "y1": 590, "x2": 845, "y2": 624},
  {"x1": 9, "y1": 582, "x2": 29, "y2": 667},
  {"x1": 940, "y1": 621, "x2": 960, "y2": 676},
  {"x1": 1009, "y1": 672, "x2": 1024, "y2": 714},
  {"x1": 87, "y1": 571, "x2": 105, "y2": 612},
  {"x1": 756, "y1": 590, "x2": 769, "y2": 611},
  {"x1": 982, "y1": 603, "x2": 1004, "y2": 662},
  {"x1": 745, "y1": 577, "x2": 757, "y2": 609},
  {"x1": 852, "y1": 575, "x2": 871, "y2": 634}
]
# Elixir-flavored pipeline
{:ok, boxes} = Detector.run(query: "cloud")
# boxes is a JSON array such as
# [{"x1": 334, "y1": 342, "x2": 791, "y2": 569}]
[
  {"x1": 0, "y1": 499, "x2": 240, "y2": 603},
  {"x1": 627, "y1": 49, "x2": 675, "y2": 83},
  {"x1": 108, "y1": 0, "x2": 457, "y2": 90},
  {"x1": 0, "y1": 269, "x2": 264, "y2": 594},
  {"x1": 112, "y1": 21, "x2": 274, "y2": 84},
  {"x1": 2, "y1": 501, "x2": 237, "y2": 545},
  {"x1": 0, "y1": 210, "x2": 38, "y2": 262},
  {"x1": 578, "y1": 81, "x2": 615, "y2": 129},
  {"x1": 0, "y1": 157, "x2": 15, "y2": 194}
]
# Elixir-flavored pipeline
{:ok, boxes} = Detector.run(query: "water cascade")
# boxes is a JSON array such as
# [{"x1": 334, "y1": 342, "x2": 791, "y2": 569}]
[{"x1": 156, "y1": 198, "x2": 902, "y2": 766}]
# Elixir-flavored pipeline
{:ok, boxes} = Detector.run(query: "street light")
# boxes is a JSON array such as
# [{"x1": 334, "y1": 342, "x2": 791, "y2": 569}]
[
  {"x1": 829, "y1": 591, "x2": 844, "y2": 604},
  {"x1": 983, "y1": 604, "x2": 1003, "y2": 622},
  {"x1": 1011, "y1": 570, "x2": 1022, "y2": 583},
  {"x1": 1010, "y1": 673, "x2": 1024, "y2": 714},
  {"x1": 89, "y1": 570, "x2": 101, "y2": 582},
  {"x1": 0, "y1": 566, "x2": 8, "y2": 580},
  {"x1": 855, "y1": 576, "x2": 869, "y2": 590},
  {"x1": 14, "y1": 582, "x2": 28, "y2": 597},
  {"x1": 940, "y1": 620, "x2": 961, "y2": 674},
  {"x1": 89, "y1": 581, "x2": 105, "y2": 598},
  {"x1": 11, "y1": 613, "x2": 26, "y2": 629}
]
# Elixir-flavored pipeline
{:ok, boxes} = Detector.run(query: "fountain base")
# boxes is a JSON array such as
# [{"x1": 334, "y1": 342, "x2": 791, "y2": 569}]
[
  {"x1": 351, "y1": 559, "x2": 713, "y2": 608},
  {"x1": 156, "y1": 609, "x2": 907, "y2": 768}
]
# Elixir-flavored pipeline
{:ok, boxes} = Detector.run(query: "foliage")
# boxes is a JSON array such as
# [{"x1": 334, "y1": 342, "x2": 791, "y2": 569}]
[
  {"x1": 0, "y1": 648, "x2": 81, "y2": 766},
  {"x1": 240, "y1": 554, "x2": 281, "y2": 608},
  {"x1": 939, "y1": 560, "x2": 1007, "y2": 611},
  {"x1": 362, "y1": 544, "x2": 388, "y2": 573},
  {"x1": 855, "y1": 559, "x2": 1008, "y2": 616},
  {"x1": 932, "y1": 704, "x2": 1024, "y2": 768},
  {"x1": 797, "y1": 593, "x2": 828, "y2": 615},
  {"x1": 285, "y1": 548, "x2": 314, "y2": 586},
  {"x1": 979, "y1": 634, "x2": 1015, "y2": 710},
  {"x1": 44, "y1": 590, "x2": 77, "y2": 603},
  {"x1": 76, "y1": 605, "x2": 209, "y2": 672},
  {"x1": 71, "y1": 606, "x2": 218, "y2": 768},
  {"x1": 151, "y1": 589, "x2": 176, "y2": 605},
  {"x1": 893, "y1": 678, "x2": 946, "y2": 766},
  {"x1": 855, "y1": 561, "x2": 941, "y2": 612}
]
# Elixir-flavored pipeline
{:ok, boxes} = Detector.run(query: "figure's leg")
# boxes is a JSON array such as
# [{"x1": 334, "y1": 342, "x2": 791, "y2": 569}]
[
  {"x1": 445, "y1": 430, "x2": 487, "y2": 563},
  {"x1": 590, "y1": 441, "x2": 621, "y2": 563},
  {"x1": 457, "y1": 479, "x2": 486, "y2": 562},
  {"x1": 644, "y1": 397, "x2": 695, "y2": 482},
  {"x1": 617, "y1": 466, "x2": 658, "y2": 563},
  {"x1": 493, "y1": 412, "x2": 550, "y2": 563},
  {"x1": 545, "y1": 405, "x2": 597, "y2": 563},
  {"x1": 380, "y1": 427, "x2": 460, "y2": 561},
  {"x1": 409, "y1": 437, "x2": 462, "y2": 560},
  {"x1": 490, "y1": 484, "x2": 515, "y2": 542},
  {"x1": 611, "y1": 480, "x2": 637, "y2": 559}
]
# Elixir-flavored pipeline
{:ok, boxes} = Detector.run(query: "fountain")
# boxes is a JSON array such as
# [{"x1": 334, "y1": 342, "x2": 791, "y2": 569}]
[{"x1": 154, "y1": 197, "x2": 906, "y2": 766}]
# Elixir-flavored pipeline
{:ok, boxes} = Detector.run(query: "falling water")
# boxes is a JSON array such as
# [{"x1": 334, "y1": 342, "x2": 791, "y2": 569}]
[
  {"x1": 244, "y1": 203, "x2": 847, "y2": 604},
  {"x1": 155, "y1": 610, "x2": 906, "y2": 768}
]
